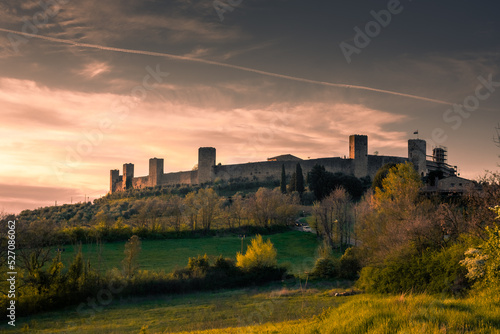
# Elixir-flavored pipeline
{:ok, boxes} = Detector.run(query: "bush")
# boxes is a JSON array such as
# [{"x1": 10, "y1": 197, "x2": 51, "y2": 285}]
[
  {"x1": 357, "y1": 243, "x2": 469, "y2": 295},
  {"x1": 213, "y1": 255, "x2": 234, "y2": 270},
  {"x1": 310, "y1": 257, "x2": 339, "y2": 279},
  {"x1": 461, "y1": 221, "x2": 500, "y2": 291},
  {"x1": 188, "y1": 254, "x2": 210, "y2": 272},
  {"x1": 236, "y1": 235, "x2": 277, "y2": 271},
  {"x1": 339, "y1": 247, "x2": 362, "y2": 280}
]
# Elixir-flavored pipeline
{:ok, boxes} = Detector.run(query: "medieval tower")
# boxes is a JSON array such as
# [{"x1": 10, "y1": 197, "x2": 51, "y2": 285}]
[
  {"x1": 149, "y1": 158, "x2": 164, "y2": 187},
  {"x1": 197, "y1": 147, "x2": 216, "y2": 184},
  {"x1": 110, "y1": 169, "x2": 120, "y2": 193},
  {"x1": 122, "y1": 163, "x2": 134, "y2": 190},
  {"x1": 349, "y1": 134, "x2": 368, "y2": 178},
  {"x1": 408, "y1": 139, "x2": 427, "y2": 177}
]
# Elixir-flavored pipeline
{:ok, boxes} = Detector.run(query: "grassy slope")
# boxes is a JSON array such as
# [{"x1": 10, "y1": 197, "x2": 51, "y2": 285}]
[
  {"x1": 58, "y1": 230, "x2": 321, "y2": 275},
  {"x1": 0, "y1": 283, "x2": 350, "y2": 334},
  {"x1": 3, "y1": 287, "x2": 499, "y2": 334},
  {"x1": 180, "y1": 292, "x2": 500, "y2": 334}
]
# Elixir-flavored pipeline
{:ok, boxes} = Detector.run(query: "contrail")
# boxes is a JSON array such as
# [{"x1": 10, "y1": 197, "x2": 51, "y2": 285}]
[{"x1": 0, "y1": 27, "x2": 453, "y2": 106}]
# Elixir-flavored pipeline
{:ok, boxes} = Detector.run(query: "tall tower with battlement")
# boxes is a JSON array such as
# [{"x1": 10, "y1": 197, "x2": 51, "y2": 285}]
[
  {"x1": 198, "y1": 147, "x2": 216, "y2": 184},
  {"x1": 122, "y1": 163, "x2": 134, "y2": 190},
  {"x1": 110, "y1": 169, "x2": 120, "y2": 193},
  {"x1": 149, "y1": 158, "x2": 164, "y2": 187},
  {"x1": 408, "y1": 139, "x2": 427, "y2": 177},
  {"x1": 349, "y1": 135, "x2": 368, "y2": 178}
]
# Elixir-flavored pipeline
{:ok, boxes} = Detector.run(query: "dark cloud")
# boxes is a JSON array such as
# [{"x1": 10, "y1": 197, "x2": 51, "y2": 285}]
[{"x1": 0, "y1": 0, "x2": 499, "y2": 213}]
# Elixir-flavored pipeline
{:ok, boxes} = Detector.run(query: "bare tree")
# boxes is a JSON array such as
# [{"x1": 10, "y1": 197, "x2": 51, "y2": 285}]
[
  {"x1": 184, "y1": 191, "x2": 199, "y2": 231},
  {"x1": 230, "y1": 193, "x2": 247, "y2": 228},
  {"x1": 313, "y1": 188, "x2": 352, "y2": 248},
  {"x1": 122, "y1": 235, "x2": 141, "y2": 278},
  {"x1": 247, "y1": 188, "x2": 299, "y2": 227},
  {"x1": 196, "y1": 188, "x2": 221, "y2": 231},
  {"x1": 166, "y1": 195, "x2": 184, "y2": 232}
]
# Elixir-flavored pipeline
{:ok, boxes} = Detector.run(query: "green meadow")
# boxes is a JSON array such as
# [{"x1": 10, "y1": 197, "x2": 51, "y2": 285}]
[{"x1": 58, "y1": 230, "x2": 322, "y2": 276}]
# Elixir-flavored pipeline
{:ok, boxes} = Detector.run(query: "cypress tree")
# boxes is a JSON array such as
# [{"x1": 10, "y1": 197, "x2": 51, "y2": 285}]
[
  {"x1": 296, "y1": 163, "x2": 305, "y2": 194},
  {"x1": 280, "y1": 165, "x2": 287, "y2": 194}
]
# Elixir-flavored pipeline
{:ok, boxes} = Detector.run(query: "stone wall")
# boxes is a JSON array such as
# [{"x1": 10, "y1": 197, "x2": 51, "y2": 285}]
[
  {"x1": 366, "y1": 155, "x2": 408, "y2": 177},
  {"x1": 132, "y1": 176, "x2": 149, "y2": 189},
  {"x1": 109, "y1": 135, "x2": 458, "y2": 194},
  {"x1": 160, "y1": 170, "x2": 198, "y2": 186},
  {"x1": 214, "y1": 157, "x2": 353, "y2": 183}
]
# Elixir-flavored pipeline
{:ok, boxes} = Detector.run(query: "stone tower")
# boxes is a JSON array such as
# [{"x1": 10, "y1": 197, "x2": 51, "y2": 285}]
[
  {"x1": 408, "y1": 139, "x2": 427, "y2": 177},
  {"x1": 349, "y1": 135, "x2": 368, "y2": 178},
  {"x1": 110, "y1": 169, "x2": 120, "y2": 193},
  {"x1": 198, "y1": 147, "x2": 216, "y2": 184},
  {"x1": 122, "y1": 163, "x2": 134, "y2": 190},
  {"x1": 149, "y1": 158, "x2": 164, "y2": 187}
]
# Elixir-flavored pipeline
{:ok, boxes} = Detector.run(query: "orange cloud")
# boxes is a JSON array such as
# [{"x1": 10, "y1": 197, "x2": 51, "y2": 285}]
[{"x1": 0, "y1": 77, "x2": 410, "y2": 213}]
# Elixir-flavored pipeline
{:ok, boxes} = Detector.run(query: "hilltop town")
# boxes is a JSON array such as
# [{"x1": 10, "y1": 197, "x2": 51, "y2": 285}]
[{"x1": 110, "y1": 134, "x2": 474, "y2": 194}]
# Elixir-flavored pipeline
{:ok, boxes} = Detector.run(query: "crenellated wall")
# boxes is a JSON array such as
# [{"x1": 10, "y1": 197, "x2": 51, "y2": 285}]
[
  {"x1": 109, "y1": 134, "x2": 456, "y2": 193},
  {"x1": 213, "y1": 157, "x2": 353, "y2": 183}
]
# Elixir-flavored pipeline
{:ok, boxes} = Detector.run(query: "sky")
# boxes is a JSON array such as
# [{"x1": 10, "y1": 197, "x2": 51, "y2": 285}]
[{"x1": 0, "y1": 0, "x2": 499, "y2": 214}]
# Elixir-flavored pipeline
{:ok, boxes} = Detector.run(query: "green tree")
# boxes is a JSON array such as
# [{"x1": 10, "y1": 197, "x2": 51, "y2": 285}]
[
  {"x1": 236, "y1": 235, "x2": 277, "y2": 270},
  {"x1": 296, "y1": 163, "x2": 305, "y2": 194},
  {"x1": 308, "y1": 165, "x2": 363, "y2": 201},
  {"x1": 372, "y1": 163, "x2": 397, "y2": 190},
  {"x1": 280, "y1": 164, "x2": 287, "y2": 194},
  {"x1": 356, "y1": 162, "x2": 432, "y2": 263},
  {"x1": 374, "y1": 162, "x2": 422, "y2": 208},
  {"x1": 122, "y1": 235, "x2": 141, "y2": 278},
  {"x1": 307, "y1": 165, "x2": 330, "y2": 200},
  {"x1": 66, "y1": 250, "x2": 84, "y2": 290}
]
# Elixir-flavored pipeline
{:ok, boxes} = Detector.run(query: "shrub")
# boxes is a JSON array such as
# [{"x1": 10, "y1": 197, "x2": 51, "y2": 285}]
[
  {"x1": 339, "y1": 247, "x2": 362, "y2": 280},
  {"x1": 461, "y1": 221, "x2": 500, "y2": 291},
  {"x1": 236, "y1": 235, "x2": 277, "y2": 271},
  {"x1": 357, "y1": 243, "x2": 469, "y2": 295},
  {"x1": 213, "y1": 255, "x2": 234, "y2": 270},
  {"x1": 310, "y1": 257, "x2": 339, "y2": 279},
  {"x1": 187, "y1": 254, "x2": 210, "y2": 276}
]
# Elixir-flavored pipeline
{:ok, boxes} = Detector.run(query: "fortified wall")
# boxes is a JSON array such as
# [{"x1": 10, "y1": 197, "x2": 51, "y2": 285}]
[{"x1": 109, "y1": 135, "x2": 456, "y2": 193}]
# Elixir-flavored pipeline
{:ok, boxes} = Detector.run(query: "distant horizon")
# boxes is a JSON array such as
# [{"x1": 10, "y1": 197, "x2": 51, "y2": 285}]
[{"x1": 2, "y1": 132, "x2": 491, "y2": 215}]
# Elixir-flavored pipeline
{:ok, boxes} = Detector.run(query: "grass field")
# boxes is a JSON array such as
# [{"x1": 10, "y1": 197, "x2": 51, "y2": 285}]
[
  {"x1": 175, "y1": 291, "x2": 500, "y2": 334},
  {"x1": 2, "y1": 284, "x2": 499, "y2": 334},
  {"x1": 57, "y1": 230, "x2": 322, "y2": 275},
  {"x1": 7, "y1": 230, "x2": 496, "y2": 333},
  {"x1": 0, "y1": 281, "x2": 351, "y2": 334}
]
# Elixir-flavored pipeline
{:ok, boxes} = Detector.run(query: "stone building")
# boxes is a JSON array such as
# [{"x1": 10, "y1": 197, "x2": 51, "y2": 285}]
[{"x1": 109, "y1": 134, "x2": 457, "y2": 193}]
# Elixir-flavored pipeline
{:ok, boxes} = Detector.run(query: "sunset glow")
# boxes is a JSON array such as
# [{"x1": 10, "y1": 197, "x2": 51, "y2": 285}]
[{"x1": 1, "y1": 0, "x2": 499, "y2": 213}]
